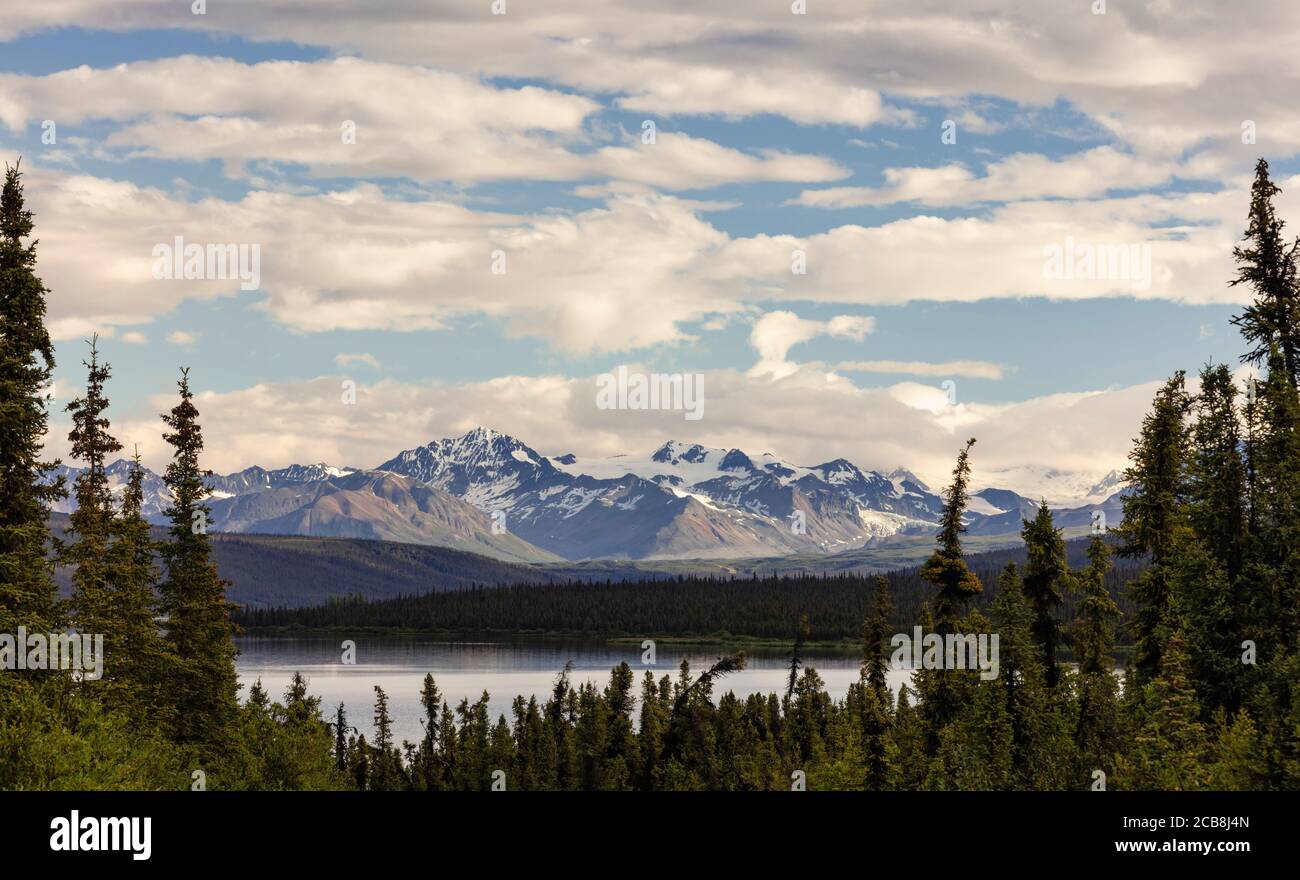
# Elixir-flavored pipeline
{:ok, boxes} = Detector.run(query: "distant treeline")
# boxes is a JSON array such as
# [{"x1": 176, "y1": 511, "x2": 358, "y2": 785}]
[{"x1": 235, "y1": 538, "x2": 1144, "y2": 641}]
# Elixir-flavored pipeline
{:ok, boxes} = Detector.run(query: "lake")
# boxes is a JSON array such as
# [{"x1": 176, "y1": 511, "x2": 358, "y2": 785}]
[{"x1": 235, "y1": 635, "x2": 910, "y2": 745}]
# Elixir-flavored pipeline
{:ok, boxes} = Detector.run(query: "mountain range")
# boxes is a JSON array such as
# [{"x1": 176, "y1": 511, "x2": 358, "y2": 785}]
[{"x1": 46, "y1": 427, "x2": 1125, "y2": 562}]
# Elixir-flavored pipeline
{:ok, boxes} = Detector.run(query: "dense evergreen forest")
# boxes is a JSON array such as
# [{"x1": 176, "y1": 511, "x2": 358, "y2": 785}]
[
  {"x1": 236, "y1": 539, "x2": 1143, "y2": 643},
  {"x1": 2, "y1": 158, "x2": 1299, "y2": 790}
]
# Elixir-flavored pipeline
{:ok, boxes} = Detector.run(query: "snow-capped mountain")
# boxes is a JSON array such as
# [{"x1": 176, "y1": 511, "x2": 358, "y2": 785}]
[
  {"x1": 205, "y1": 470, "x2": 558, "y2": 563},
  {"x1": 47, "y1": 427, "x2": 1126, "y2": 562},
  {"x1": 972, "y1": 464, "x2": 1125, "y2": 507},
  {"x1": 47, "y1": 459, "x2": 171, "y2": 521},
  {"x1": 376, "y1": 429, "x2": 1118, "y2": 560},
  {"x1": 207, "y1": 463, "x2": 360, "y2": 499},
  {"x1": 48, "y1": 461, "x2": 362, "y2": 523}
]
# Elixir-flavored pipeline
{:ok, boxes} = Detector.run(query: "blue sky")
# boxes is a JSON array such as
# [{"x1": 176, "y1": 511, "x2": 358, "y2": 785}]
[{"x1": 2, "y1": 3, "x2": 1295, "y2": 490}]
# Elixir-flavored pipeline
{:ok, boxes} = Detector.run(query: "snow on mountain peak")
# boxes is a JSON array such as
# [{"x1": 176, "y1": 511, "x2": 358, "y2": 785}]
[{"x1": 887, "y1": 467, "x2": 932, "y2": 494}]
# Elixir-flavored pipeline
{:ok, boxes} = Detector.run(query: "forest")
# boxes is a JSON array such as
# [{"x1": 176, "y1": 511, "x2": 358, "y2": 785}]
[
  {"x1": 236, "y1": 539, "x2": 1143, "y2": 644},
  {"x1": 1, "y1": 158, "x2": 1298, "y2": 790}
]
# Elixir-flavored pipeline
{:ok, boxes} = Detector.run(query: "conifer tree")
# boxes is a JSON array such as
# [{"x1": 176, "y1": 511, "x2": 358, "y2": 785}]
[
  {"x1": 1075, "y1": 536, "x2": 1119, "y2": 675},
  {"x1": 108, "y1": 450, "x2": 168, "y2": 723},
  {"x1": 1230, "y1": 158, "x2": 1300, "y2": 385},
  {"x1": 862, "y1": 574, "x2": 893, "y2": 707},
  {"x1": 1125, "y1": 631, "x2": 1210, "y2": 790},
  {"x1": 1020, "y1": 502, "x2": 1069, "y2": 686},
  {"x1": 920, "y1": 439, "x2": 983, "y2": 632},
  {"x1": 58, "y1": 338, "x2": 123, "y2": 693},
  {"x1": 157, "y1": 368, "x2": 240, "y2": 752},
  {"x1": 989, "y1": 565, "x2": 1067, "y2": 788},
  {"x1": 856, "y1": 575, "x2": 895, "y2": 789},
  {"x1": 1073, "y1": 538, "x2": 1122, "y2": 786},
  {"x1": 1187, "y1": 364, "x2": 1247, "y2": 581},
  {"x1": 0, "y1": 160, "x2": 63, "y2": 639},
  {"x1": 1252, "y1": 349, "x2": 1300, "y2": 644},
  {"x1": 1116, "y1": 373, "x2": 1191, "y2": 682},
  {"x1": 418, "y1": 673, "x2": 441, "y2": 790},
  {"x1": 331, "y1": 702, "x2": 350, "y2": 773}
]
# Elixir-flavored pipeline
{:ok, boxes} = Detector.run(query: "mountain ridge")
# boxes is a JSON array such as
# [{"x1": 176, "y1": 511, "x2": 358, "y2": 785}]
[{"x1": 47, "y1": 426, "x2": 1126, "y2": 562}]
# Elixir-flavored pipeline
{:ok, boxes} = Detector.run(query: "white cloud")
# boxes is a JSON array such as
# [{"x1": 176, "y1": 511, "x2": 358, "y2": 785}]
[
  {"x1": 795, "y1": 147, "x2": 1188, "y2": 209},
  {"x1": 748, "y1": 310, "x2": 876, "y2": 379},
  {"x1": 166, "y1": 330, "x2": 198, "y2": 347},
  {"x1": 24, "y1": 161, "x2": 1291, "y2": 349},
  {"x1": 119, "y1": 331, "x2": 148, "y2": 345},
  {"x1": 6, "y1": 0, "x2": 1300, "y2": 164},
  {"x1": 838, "y1": 360, "x2": 1007, "y2": 380},
  {"x1": 0, "y1": 58, "x2": 847, "y2": 188},
  {"x1": 335, "y1": 353, "x2": 382, "y2": 370}
]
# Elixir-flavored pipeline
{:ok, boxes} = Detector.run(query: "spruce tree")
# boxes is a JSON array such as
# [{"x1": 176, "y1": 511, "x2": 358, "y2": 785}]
[
  {"x1": 1020, "y1": 501, "x2": 1069, "y2": 686},
  {"x1": 1073, "y1": 538, "x2": 1122, "y2": 786},
  {"x1": 862, "y1": 574, "x2": 893, "y2": 706},
  {"x1": 1230, "y1": 158, "x2": 1300, "y2": 385},
  {"x1": 108, "y1": 450, "x2": 168, "y2": 723},
  {"x1": 370, "y1": 684, "x2": 396, "y2": 790},
  {"x1": 1116, "y1": 372, "x2": 1191, "y2": 682},
  {"x1": 857, "y1": 574, "x2": 895, "y2": 789},
  {"x1": 0, "y1": 160, "x2": 63, "y2": 639},
  {"x1": 1075, "y1": 536, "x2": 1119, "y2": 675},
  {"x1": 920, "y1": 439, "x2": 983, "y2": 631},
  {"x1": 989, "y1": 564, "x2": 1068, "y2": 788},
  {"x1": 331, "y1": 702, "x2": 350, "y2": 774},
  {"x1": 418, "y1": 673, "x2": 441, "y2": 790},
  {"x1": 157, "y1": 368, "x2": 240, "y2": 753},
  {"x1": 59, "y1": 337, "x2": 122, "y2": 677},
  {"x1": 1187, "y1": 364, "x2": 1247, "y2": 581},
  {"x1": 1125, "y1": 631, "x2": 1209, "y2": 790}
]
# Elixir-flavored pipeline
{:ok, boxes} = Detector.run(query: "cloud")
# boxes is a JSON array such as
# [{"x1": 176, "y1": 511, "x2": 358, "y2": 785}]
[
  {"x1": 23, "y1": 161, "x2": 1289, "y2": 349},
  {"x1": 795, "y1": 147, "x2": 1188, "y2": 209},
  {"x1": 7, "y1": 0, "x2": 1300, "y2": 164},
  {"x1": 119, "y1": 331, "x2": 148, "y2": 345},
  {"x1": 0, "y1": 57, "x2": 847, "y2": 188},
  {"x1": 837, "y1": 360, "x2": 1007, "y2": 380},
  {"x1": 166, "y1": 330, "x2": 199, "y2": 347},
  {"x1": 748, "y1": 310, "x2": 876, "y2": 379},
  {"x1": 335, "y1": 353, "x2": 382, "y2": 370}
]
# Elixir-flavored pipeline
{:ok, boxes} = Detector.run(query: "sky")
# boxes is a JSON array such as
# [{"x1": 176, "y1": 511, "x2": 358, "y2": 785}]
[{"x1": 2, "y1": 1, "x2": 1298, "y2": 493}]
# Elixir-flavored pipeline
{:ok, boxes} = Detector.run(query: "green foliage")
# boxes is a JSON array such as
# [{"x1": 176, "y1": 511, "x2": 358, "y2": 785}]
[
  {"x1": 1116, "y1": 372, "x2": 1191, "y2": 683},
  {"x1": 919, "y1": 439, "x2": 983, "y2": 630},
  {"x1": 157, "y1": 369, "x2": 241, "y2": 755},
  {"x1": 1021, "y1": 502, "x2": 1069, "y2": 685},
  {"x1": 0, "y1": 161, "x2": 63, "y2": 640},
  {"x1": 0, "y1": 679, "x2": 186, "y2": 790}
]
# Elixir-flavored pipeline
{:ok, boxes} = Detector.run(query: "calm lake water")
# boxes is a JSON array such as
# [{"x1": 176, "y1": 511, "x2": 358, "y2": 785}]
[{"x1": 235, "y1": 636, "x2": 911, "y2": 746}]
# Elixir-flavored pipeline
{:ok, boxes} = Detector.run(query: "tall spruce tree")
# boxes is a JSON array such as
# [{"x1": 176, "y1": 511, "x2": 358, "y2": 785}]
[
  {"x1": 1188, "y1": 364, "x2": 1248, "y2": 582},
  {"x1": 1176, "y1": 370, "x2": 1248, "y2": 717},
  {"x1": 1073, "y1": 537, "x2": 1122, "y2": 786},
  {"x1": 158, "y1": 368, "x2": 240, "y2": 753},
  {"x1": 0, "y1": 160, "x2": 63, "y2": 639},
  {"x1": 857, "y1": 574, "x2": 895, "y2": 789},
  {"x1": 920, "y1": 438, "x2": 983, "y2": 632},
  {"x1": 862, "y1": 574, "x2": 893, "y2": 706},
  {"x1": 1230, "y1": 158, "x2": 1300, "y2": 385},
  {"x1": 1252, "y1": 348, "x2": 1300, "y2": 644},
  {"x1": 110, "y1": 449, "x2": 168, "y2": 723},
  {"x1": 59, "y1": 337, "x2": 121, "y2": 655},
  {"x1": 1020, "y1": 501, "x2": 1069, "y2": 686},
  {"x1": 1116, "y1": 372, "x2": 1191, "y2": 682},
  {"x1": 1075, "y1": 536, "x2": 1119, "y2": 675}
]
